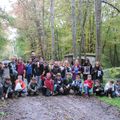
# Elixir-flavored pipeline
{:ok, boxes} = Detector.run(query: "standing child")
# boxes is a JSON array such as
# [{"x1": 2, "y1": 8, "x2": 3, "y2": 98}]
[
  {"x1": 84, "y1": 75, "x2": 93, "y2": 97},
  {"x1": 72, "y1": 60, "x2": 81, "y2": 80},
  {"x1": 92, "y1": 61, "x2": 103, "y2": 83},
  {"x1": 26, "y1": 59, "x2": 33, "y2": 84},
  {"x1": 82, "y1": 58, "x2": 92, "y2": 81},
  {"x1": 42, "y1": 73, "x2": 54, "y2": 96}
]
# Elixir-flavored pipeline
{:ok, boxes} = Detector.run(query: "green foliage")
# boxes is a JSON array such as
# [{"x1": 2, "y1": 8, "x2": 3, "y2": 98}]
[
  {"x1": 98, "y1": 97, "x2": 120, "y2": 110},
  {"x1": 103, "y1": 68, "x2": 120, "y2": 83}
]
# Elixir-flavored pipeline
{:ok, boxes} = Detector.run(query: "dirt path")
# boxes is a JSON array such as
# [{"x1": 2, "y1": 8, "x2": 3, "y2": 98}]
[{"x1": 0, "y1": 95, "x2": 120, "y2": 120}]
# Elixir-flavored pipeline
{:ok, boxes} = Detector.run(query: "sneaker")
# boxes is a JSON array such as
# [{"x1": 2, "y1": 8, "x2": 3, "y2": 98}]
[{"x1": 1, "y1": 97, "x2": 4, "y2": 101}]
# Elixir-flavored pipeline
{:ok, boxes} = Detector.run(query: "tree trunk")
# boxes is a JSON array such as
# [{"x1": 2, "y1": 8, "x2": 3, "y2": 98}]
[
  {"x1": 78, "y1": 0, "x2": 83, "y2": 62},
  {"x1": 42, "y1": 0, "x2": 45, "y2": 59},
  {"x1": 71, "y1": 0, "x2": 77, "y2": 58},
  {"x1": 95, "y1": 0, "x2": 102, "y2": 61},
  {"x1": 50, "y1": 0, "x2": 55, "y2": 60}
]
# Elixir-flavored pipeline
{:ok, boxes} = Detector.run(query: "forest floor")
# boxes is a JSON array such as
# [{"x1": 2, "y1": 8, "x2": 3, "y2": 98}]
[{"x1": 0, "y1": 95, "x2": 120, "y2": 120}]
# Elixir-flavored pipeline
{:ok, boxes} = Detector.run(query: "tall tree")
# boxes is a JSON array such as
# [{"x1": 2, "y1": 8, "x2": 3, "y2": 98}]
[
  {"x1": 50, "y1": 0, "x2": 55, "y2": 59},
  {"x1": 78, "y1": 0, "x2": 83, "y2": 61},
  {"x1": 71, "y1": 0, "x2": 77, "y2": 58},
  {"x1": 95, "y1": 0, "x2": 102, "y2": 61}
]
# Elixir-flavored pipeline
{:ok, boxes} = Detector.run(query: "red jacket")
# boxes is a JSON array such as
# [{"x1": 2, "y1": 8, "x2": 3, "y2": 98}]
[
  {"x1": 41, "y1": 75, "x2": 46, "y2": 81},
  {"x1": 44, "y1": 79, "x2": 54, "y2": 92},
  {"x1": 84, "y1": 79, "x2": 93, "y2": 88}
]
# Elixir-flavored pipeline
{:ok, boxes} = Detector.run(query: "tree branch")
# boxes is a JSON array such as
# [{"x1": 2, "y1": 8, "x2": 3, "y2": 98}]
[{"x1": 102, "y1": 0, "x2": 120, "y2": 13}]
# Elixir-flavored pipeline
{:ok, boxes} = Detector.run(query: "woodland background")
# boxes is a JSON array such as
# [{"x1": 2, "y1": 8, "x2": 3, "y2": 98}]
[{"x1": 0, "y1": 0, "x2": 120, "y2": 68}]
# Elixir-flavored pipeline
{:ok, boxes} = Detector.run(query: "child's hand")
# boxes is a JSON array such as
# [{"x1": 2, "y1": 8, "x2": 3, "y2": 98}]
[{"x1": 96, "y1": 89, "x2": 99, "y2": 91}]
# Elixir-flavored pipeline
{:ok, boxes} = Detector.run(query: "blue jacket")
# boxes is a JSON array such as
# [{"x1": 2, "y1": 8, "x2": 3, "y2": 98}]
[{"x1": 26, "y1": 64, "x2": 32, "y2": 75}]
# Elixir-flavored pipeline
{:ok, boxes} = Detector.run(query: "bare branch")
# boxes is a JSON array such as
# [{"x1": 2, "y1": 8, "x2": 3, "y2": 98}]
[{"x1": 102, "y1": 0, "x2": 120, "y2": 13}]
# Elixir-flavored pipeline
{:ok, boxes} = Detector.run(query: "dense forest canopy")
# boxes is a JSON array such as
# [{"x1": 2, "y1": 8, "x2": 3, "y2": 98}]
[{"x1": 0, "y1": 0, "x2": 120, "y2": 68}]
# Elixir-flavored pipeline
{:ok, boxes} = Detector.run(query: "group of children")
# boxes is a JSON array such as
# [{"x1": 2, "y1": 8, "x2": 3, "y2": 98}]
[{"x1": 0, "y1": 53, "x2": 120, "y2": 100}]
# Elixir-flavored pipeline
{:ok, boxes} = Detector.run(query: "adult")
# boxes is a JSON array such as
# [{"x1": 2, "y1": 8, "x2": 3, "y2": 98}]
[
  {"x1": 31, "y1": 51, "x2": 36, "y2": 62},
  {"x1": 3, "y1": 63, "x2": 10, "y2": 81},
  {"x1": 51, "y1": 61, "x2": 61, "y2": 79},
  {"x1": 43, "y1": 62, "x2": 50, "y2": 76},
  {"x1": 59, "y1": 61, "x2": 66, "y2": 79},
  {"x1": 32, "y1": 60, "x2": 44, "y2": 88},
  {"x1": 9, "y1": 57, "x2": 18, "y2": 86}
]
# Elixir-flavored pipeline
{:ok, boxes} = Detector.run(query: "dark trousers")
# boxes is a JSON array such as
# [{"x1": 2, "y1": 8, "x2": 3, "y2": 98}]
[
  {"x1": 106, "y1": 88, "x2": 114, "y2": 97},
  {"x1": 26, "y1": 74, "x2": 32, "y2": 83},
  {"x1": 42, "y1": 87, "x2": 51, "y2": 96}
]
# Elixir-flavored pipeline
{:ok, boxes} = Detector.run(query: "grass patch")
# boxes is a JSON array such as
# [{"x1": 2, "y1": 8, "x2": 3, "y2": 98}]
[{"x1": 98, "y1": 97, "x2": 120, "y2": 110}]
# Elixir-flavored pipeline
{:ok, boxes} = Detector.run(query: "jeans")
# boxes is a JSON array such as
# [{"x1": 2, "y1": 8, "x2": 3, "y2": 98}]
[
  {"x1": 26, "y1": 74, "x2": 32, "y2": 83},
  {"x1": 36, "y1": 76, "x2": 42, "y2": 89},
  {"x1": 84, "y1": 86, "x2": 91, "y2": 95}
]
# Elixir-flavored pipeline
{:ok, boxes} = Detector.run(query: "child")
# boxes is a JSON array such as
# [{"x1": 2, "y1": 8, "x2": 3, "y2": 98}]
[
  {"x1": 28, "y1": 78, "x2": 39, "y2": 96},
  {"x1": 15, "y1": 75, "x2": 27, "y2": 97},
  {"x1": 104, "y1": 81, "x2": 115, "y2": 98},
  {"x1": 3, "y1": 77, "x2": 13, "y2": 99},
  {"x1": 71, "y1": 73, "x2": 82, "y2": 95},
  {"x1": 63, "y1": 72, "x2": 73, "y2": 95},
  {"x1": 72, "y1": 60, "x2": 81, "y2": 80},
  {"x1": 54, "y1": 73, "x2": 64, "y2": 95},
  {"x1": 93, "y1": 80, "x2": 104, "y2": 96},
  {"x1": 92, "y1": 61, "x2": 103, "y2": 83},
  {"x1": 42, "y1": 73, "x2": 54, "y2": 96},
  {"x1": 3, "y1": 63, "x2": 10, "y2": 82},
  {"x1": 26, "y1": 59, "x2": 33, "y2": 83},
  {"x1": 82, "y1": 58, "x2": 92, "y2": 81},
  {"x1": 114, "y1": 80, "x2": 120, "y2": 97},
  {"x1": 84, "y1": 75, "x2": 93, "y2": 97}
]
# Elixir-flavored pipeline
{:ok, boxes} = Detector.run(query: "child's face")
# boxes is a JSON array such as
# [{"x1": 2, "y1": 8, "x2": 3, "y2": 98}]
[
  {"x1": 57, "y1": 76, "x2": 61, "y2": 80},
  {"x1": 95, "y1": 81, "x2": 100, "y2": 86},
  {"x1": 116, "y1": 81, "x2": 120, "y2": 85},
  {"x1": 109, "y1": 81, "x2": 114, "y2": 85},
  {"x1": 18, "y1": 75, "x2": 22, "y2": 80},
  {"x1": 32, "y1": 79, "x2": 37, "y2": 83},
  {"x1": 46, "y1": 73, "x2": 51, "y2": 79},
  {"x1": 6, "y1": 80, "x2": 10, "y2": 84},
  {"x1": 66, "y1": 74, "x2": 71, "y2": 79},
  {"x1": 76, "y1": 75, "x2": 80, "y2": 80},
  {"x1": 87, "y1": 75, "x2": 92, "y2": 80}
]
